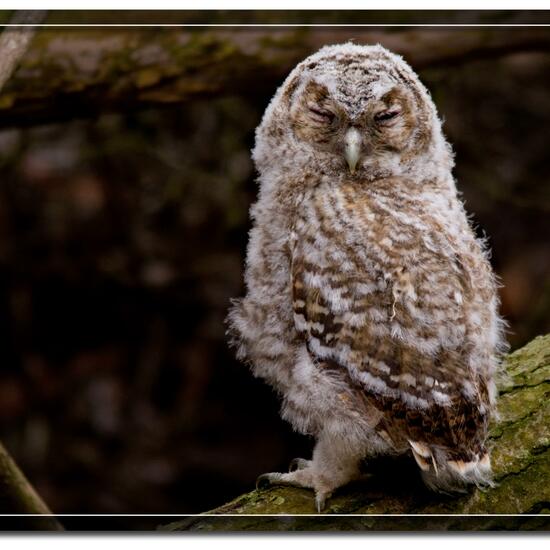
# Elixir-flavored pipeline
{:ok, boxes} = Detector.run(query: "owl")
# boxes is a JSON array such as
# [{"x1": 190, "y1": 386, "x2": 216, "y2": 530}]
[{"x1": 227, "y1": 43, "x2": 506, "y2": 512}]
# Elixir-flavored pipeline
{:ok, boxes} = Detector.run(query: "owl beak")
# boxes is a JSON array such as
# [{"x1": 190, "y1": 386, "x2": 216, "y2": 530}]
[{"x1": 344, "y1": 127, "x2": 362, "y2": 174}]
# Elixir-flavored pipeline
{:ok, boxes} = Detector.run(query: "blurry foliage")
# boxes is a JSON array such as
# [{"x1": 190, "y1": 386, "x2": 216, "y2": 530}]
[{"x1": 0, "y1": 33, "x2": 548, "y2": 520}]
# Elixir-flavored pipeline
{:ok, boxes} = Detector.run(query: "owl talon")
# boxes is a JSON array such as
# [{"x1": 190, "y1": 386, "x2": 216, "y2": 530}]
[
  {"x1": 289, "y1": 458, "x2": 311, "y2": 472},
  {"x1": 256, "y1": 472, "x2": 282, "y2": 490},
  {"x1": 315, "y1": 492, "x2": 330, "y2": 513}
]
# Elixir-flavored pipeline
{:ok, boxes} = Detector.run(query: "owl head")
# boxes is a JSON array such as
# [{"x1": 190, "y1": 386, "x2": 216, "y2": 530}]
[{"x1": 253, "y1": 43, "x2": 453, "y2": 183}]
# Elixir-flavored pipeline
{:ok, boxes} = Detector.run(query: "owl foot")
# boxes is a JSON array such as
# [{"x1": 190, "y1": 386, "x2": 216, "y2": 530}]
[
  {"x1": 255, "y1": 470, "x2": 333, "y2": 512},
  {"x1": 256, "y1": 467, "x2": 338, "y2": 512},
  {"x1": 255, "y1": 431, "x2": 365, "y2": 513},
  {"x1": 289, "y1": 458, "x2": 311, "y2": 472}
]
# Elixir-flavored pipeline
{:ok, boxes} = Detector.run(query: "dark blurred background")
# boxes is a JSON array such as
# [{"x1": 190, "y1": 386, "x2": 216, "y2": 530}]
[{"x1": 0, "y1": 21, "x2": 549, "y2": 520}]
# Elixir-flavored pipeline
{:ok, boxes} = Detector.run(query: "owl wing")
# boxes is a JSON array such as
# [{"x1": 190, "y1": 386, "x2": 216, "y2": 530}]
[{"x1": 290, "y1": 242, "x2": 491, "y2": 479}]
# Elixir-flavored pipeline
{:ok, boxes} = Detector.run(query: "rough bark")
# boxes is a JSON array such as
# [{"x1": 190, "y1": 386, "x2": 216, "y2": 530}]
[
  {"x1": 0, "y1": 11, "x2": 46, "y2": 91},
  {"x1": 0, "y1": 442, "x2": 63, "y2": 530},
  {"x1": 163, "y1": 334, "x2": 550, "y2": 531},
  {"x1": 1, "y1": 26, "x2": 550, "y2": 128}
]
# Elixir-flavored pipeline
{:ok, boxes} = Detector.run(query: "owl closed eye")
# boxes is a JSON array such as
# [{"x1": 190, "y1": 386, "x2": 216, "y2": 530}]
[{"x1": 291, "y1": 80, "x2": 342, "y2": 145}]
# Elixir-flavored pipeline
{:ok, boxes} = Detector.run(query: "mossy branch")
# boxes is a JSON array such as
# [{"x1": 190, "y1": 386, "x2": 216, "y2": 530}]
[
  {"x1": 0, "y1": 26, "x2": 550, "y2": 128},
  {"x1": 163, "y1": 334, "x2": 550, "y2": 532}
]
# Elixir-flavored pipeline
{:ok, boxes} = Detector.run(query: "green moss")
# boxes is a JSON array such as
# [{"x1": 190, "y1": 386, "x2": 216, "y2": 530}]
[{"x1": 504, "y1": 334, "x2": 550, "y2": 387}]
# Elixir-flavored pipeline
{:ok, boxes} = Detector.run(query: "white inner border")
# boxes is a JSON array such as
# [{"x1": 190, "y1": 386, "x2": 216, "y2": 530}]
[
  {"x1": 3, "y1": 1, "x2": 550, "y2": 10},
  {"x1": 2, "y1": 24, "x2": 550, "y2": 27},
  {"x1": 0, "y1": 14, "x2": 548, "y2": 519},
  {"x1": 0, "y1": 513, "x2": 548, "y2": 517}
]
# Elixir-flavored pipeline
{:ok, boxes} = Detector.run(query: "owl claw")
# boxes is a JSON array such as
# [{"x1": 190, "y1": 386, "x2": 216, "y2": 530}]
[
  {"x1": 256, "y1": 472, "x2": 282, "y2": 490},
  {"x1": 315, "y1": 492, "x2": 330, "y2": 513},
  {"x1": 289, "y1": 458, "x2": 310, "y2": 472}
]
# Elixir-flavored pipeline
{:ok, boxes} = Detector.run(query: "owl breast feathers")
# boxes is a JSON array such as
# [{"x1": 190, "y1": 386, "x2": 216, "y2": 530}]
[{"x1": 228, "y1": 43, "x2": 506, "y2": 505}]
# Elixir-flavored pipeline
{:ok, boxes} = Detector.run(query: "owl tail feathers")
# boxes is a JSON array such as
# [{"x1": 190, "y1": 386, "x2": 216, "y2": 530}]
[{"x1": 408, "y1": 440, "x2": 494, "y2": 493}]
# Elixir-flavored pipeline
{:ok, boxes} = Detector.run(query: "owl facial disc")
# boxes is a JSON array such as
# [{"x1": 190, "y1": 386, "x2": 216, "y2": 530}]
[{"x1": 344, "y1": 127, "x2": 362, "y2": 174}]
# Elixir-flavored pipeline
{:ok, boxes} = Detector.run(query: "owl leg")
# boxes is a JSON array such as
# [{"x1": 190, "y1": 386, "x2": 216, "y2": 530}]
[{"x1": 308, "y1": 432, "x2": 364, "y2": 512}]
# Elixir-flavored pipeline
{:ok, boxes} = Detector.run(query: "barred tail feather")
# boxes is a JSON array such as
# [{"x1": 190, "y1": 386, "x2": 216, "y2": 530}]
[{"x1": 409, "y1": 440, "x2": 494, "y2": 492}]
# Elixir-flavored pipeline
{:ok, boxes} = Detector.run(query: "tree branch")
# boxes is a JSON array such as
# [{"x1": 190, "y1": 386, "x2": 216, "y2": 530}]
[
  {"x1": 0, "y1": 442, "x2": 63, "y2": 530},
  {"x1": 0, "y1": 26, "x2": 549, "y2": 128},
  {"x1": 0, "y1": 11, "x2": 46, "y2": 92}
]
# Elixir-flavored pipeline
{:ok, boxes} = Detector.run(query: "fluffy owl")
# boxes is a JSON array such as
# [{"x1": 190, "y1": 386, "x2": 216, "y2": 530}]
[{"x1": 227, "y1": 43, "x2": 506, "y2": 511}]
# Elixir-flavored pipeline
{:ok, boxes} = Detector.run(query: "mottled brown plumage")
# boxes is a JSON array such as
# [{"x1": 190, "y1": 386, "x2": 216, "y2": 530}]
[{"x1": 228, "y1": 43, "x2": 506, "y2": 510}]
